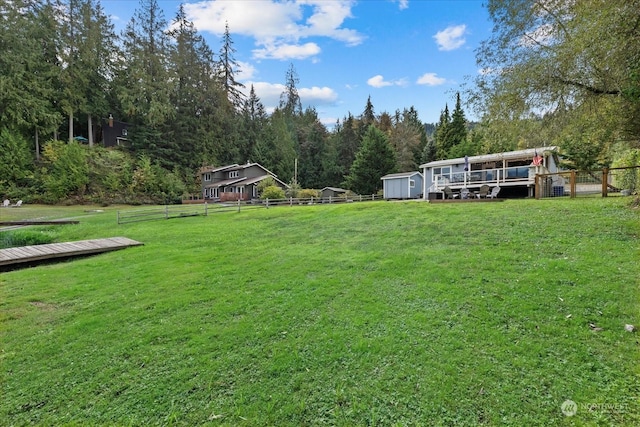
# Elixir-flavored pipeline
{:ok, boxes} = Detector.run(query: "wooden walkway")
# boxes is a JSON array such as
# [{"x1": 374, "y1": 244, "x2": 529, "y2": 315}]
[{"x1": 0, "y1": 237, "x2": 143, "y2": 267}]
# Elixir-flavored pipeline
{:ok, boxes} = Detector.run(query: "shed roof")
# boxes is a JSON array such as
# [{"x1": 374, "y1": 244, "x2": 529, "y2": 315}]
[
  {"x1": 381, "y1": 171, "x2": 423, "y2": 180},
  {"x1": 321, "y1": 187, "x2": 348, "y2": 193}
]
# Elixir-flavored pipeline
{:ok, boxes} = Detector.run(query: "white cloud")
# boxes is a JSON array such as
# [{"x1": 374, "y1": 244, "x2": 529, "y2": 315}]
[
  {"x1": 367, "y1": 75, "x2": 408, "y2": 88},
  {"x1": 395, "y1": 0, "x2": 409, "y2": 10},
  {"x1": 236, "y1": 61, "x2": 257, "y2": 81},
  {"x1": 520, "y1": 23, "x2": 554, "y2": 47},
  {"x1": 253, "y1": 42, "x2": 321, "y2": 61},
  {"x1": 433, "y1": 24, "x2": 467, "y2": 51},
  {"x1": 299, "y1": 86, "x2": 339, "y2": 104},
  {"x1": 184, "y1": 0, "x2": 364, "y2": 61},
  {"x1": 241, "y1": 81, "x2": 338, "y2": 112},
  {"x1": 416, "y1": 73, "x2": 446, "y2": 86}
]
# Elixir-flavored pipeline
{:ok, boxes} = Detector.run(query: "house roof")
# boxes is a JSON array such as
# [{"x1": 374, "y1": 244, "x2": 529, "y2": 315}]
[
  {"x1": 200, "y1": 162, "x2": 283, "y2": 179},
  {"x1": 419, "y1": 146, "x2": 559, "y2": 169},
  {"x1": 381, "y1": 171, "x2": 423, "y2": 180},
  {"x1": 203, "y1": 177, "x2": 246, "y2": 188}
]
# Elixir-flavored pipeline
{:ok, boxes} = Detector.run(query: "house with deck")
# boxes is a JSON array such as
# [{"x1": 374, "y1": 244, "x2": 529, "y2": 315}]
[
  {"x1": 420, "y1": 147, "x2": 561, "y2": 200},
  {"x1": 381, "y1": 171, "x2": 423, "y2": 199},
  {"x1": 200, "y1": 162, "x2": 288, "y2": 202}
]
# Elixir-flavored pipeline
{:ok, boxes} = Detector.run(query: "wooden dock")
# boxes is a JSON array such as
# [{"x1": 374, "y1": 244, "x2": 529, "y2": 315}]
[
  {"x1": 0, "y1": 237, "x2": 143, "y2": 267},
  {"x1": 0, "y1": 220, "x2": 80, "y2": 226}
]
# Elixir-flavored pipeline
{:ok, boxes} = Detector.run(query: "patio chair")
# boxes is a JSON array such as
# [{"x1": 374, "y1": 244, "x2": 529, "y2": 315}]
[
  {"x1": 477, "y1": 185, "x2": 491, "y2": 198},
  {"x1": 486, "y1": 187, "x2": 501, "y2": 199},
  {"x1": 460, "y1": 188, "x2": 471, "y2": 199},
  {"x1": 443, "y1": 186, "x2": 458, "y2": 199},
  {"x1": 11, "y1": 200, "x2": 22, "y2": 207},
  {"x1": 2, "y1": 199, "x2": 9, "y2": 207}
]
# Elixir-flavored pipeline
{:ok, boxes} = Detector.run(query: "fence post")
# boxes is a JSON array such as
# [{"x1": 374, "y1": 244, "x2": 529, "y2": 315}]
[
  {"x1": 117, "y1": 210, "x2": 120, "y2": 224},
  {"x1": 266, "y1": 198, "x2": 269, "y2": 208},
  {"x1": 570, "y1": 170, "x2": 577, "y2": 198},
  {"x1": 204, "y1": 202, "x2": 208, "y2": 216},
  {"x1": 602, "y1": 168, "x2": 609, "y2": 197},
  {"x1": 534, "y1": 175, "x2": 540, "y2": 199},
  {"x1": 329, "y1": 195, "x2": 332, "y2": 204},
  {"x1": 238, "y1": 199, "x2": 241, "y2": 212},
  {"x1": 165, "y1": 205, "x2": 169, "y2": 219}
]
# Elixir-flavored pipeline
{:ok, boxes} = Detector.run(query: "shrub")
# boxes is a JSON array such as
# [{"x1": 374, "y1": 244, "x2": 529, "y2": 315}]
[
  {"x1": 298, "y1": 189, "x2": 319, "y2": 198},
  {"x1": 612, "y1": 149, "x2": 640, "y2": 193},
  {"x1": 260, "y1": 185, "x2": 285, "y2": 200}
]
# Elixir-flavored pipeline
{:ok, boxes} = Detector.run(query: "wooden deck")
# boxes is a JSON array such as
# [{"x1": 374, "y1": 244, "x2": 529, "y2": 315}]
[{"x1": 0, "y1": 237, "x2": 143, "y2": 267}]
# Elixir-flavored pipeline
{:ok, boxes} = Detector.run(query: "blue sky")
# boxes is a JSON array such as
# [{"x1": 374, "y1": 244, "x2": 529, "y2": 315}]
[{"x1": 102, "y1": 0, "x2": 492, "y2": 127}]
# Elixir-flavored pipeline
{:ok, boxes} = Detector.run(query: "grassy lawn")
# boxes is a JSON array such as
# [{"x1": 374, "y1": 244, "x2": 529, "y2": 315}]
[{"x1": 1, "y1": 199, "x2": 639, "y2": 426}]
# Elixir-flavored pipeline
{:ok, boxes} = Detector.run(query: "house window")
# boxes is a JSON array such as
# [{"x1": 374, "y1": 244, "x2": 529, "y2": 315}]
[
  {"x1": 203, "y1": 173, "x2": 211, "y2": 182},
  {"x1": 409, "y1": 180, "x2": 415, "y2": 188},
  {"x1": 122, "y1": 128, "x2": 128, "y2": 136},
  {"x1": 212, "y1": 188, "x2": 219, "y2": 198},
  {"x1": 433, "y1": 167, "x2": 451, "y2": 184},
  {"x1": 204, "y1": 188, "x2": 209, "y2": 197},
  {"x1": 229, "y1": 171, "x2": 239, "y2": 178}
]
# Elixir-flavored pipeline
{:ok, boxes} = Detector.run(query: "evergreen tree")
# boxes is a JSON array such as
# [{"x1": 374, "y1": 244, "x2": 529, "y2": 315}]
[
  {"x1": 117, "y1": 0, "x2": 175, "y2": 166},
  {"x1": 218, "y1": 22, "x2": 245, "y2": 110},
  {"x1": 447, "y1": 92, "x2": 468, "y2": 156},
  {"x1": 434, "y1": 105, "x2": 451, "y2": 159},
  {"x1": 240, "y1": 85, "x2": 268, "y2": 163},
  {"x1": 389, "y1": 110, "x2": 422, "y2": 172},
  {"x1": 0, "y1": 128, "x2": 33, "y2": 190},
  {"x1": 279, "y1": 63, "x2": 302, "y2": 116},
  {"x1": 336, "y1": 113, "x2": 360, "y2": 178},
  {"x1": 267, "y1": 109, "x2": 297, "y2": 182},
  {"x1": 358, "y1": 95, "x2": 376, "y2": 138},
  {"x1": 78, "y1": 0, "x2": 118, "y2": 147},
  {"x1": 0, "y1": 0, "x2": 62, "y2": 155},
  {"x1": 296, "y1": 107, "x2": 327, "y2": 188},
  {"x1": 168, "y1": 4, "x2": 223, "y2": 171},
  {"x1": 321, "y1": 122, "x2": 344, "y2": 187},
  {"x1": 346, "y1": 125, "x2": 397, "y2": 194}
]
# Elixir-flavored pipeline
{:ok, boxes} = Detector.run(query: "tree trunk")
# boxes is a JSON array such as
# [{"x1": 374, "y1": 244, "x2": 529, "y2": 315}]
[
  {"x1": 88, "y1": 114, "x2": 93, "y2": 147},
  {"x1": 68, "y1": 111, "x2": 74, "y2": 143},
  {"x1": 35, "y1": 128, "x2": 40, "y2": 161}
]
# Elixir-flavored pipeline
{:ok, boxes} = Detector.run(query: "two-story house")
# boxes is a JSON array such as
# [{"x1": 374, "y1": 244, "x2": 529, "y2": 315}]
[{"x1": 201, "y1": 163, "x2": 289, "y2": 202}]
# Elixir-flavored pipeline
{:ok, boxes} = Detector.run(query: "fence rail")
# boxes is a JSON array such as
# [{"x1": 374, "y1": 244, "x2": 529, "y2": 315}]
[
  {"x1": 117, "y1": 204, "x2": 209, "y2": 224},
  {"x1": 535, "y1": 166, "x2": 640, "y2": 199},
  {"x1": 118, "y1": 195, "x2": 382, "y2": 224}
]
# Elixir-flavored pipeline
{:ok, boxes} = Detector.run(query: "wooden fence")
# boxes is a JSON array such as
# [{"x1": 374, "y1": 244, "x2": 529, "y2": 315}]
[
  {"x1": 118, "y1": 194, "x2": 382, "y2": 224},
  {"x1": 117, "y1": 204, "x2": 209, "y2": 224},
  {"x1": 535, "y1": 166, "x2": 640, "y2": 199}
]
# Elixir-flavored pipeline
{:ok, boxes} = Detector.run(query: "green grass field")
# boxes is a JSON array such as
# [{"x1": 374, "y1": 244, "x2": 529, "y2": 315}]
[{"x1": 1, "y1": 199, "x2": 639, "y2": 426}]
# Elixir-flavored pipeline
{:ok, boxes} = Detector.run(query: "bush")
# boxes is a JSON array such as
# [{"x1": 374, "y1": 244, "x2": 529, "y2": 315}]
[
  {"x1": 612, "y1": 149, "x2": 640, "y2": 193},
  {"x1": 298, "y1": 189, "x2": 319, "y2": 198},
  {"x1": 260, "y1": 185, "x2": 285, "y2": 200}
]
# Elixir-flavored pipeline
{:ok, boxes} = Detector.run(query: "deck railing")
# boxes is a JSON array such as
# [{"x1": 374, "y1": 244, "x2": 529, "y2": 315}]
[{"x1": 432, "y1": 165, "x2": 536, "y2": 191}]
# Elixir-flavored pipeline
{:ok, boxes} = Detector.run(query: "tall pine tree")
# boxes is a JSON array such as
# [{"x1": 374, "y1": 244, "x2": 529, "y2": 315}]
[{"x1": 346, "y1": 125, "x2": 397, "y2": 195}]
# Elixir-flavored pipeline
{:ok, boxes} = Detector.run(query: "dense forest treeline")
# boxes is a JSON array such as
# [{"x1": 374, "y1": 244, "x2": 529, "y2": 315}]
[{"x1": 1, "y1": 0, "x2": 639, "y2": 204}]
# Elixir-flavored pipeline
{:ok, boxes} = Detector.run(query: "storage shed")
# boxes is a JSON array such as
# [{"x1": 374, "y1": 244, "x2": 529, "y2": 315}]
[
  {"x1": 320, "y1": 187, "x2": 349, "y2": 199},
  {"x1": 381, "y1": 171, "x2": 423, "y2": 199}
]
